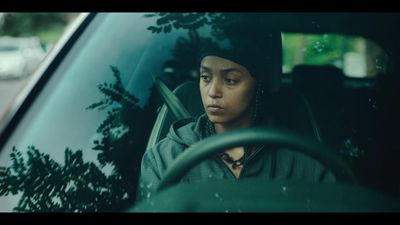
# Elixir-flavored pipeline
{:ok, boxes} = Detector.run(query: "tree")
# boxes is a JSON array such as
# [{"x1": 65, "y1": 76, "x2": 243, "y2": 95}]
[
  {"x1": 0, "y1": 13, "x2": 78, "y2": 44},
  {"x1": 0, "y1": 66, "x2": 157, "y2": 212}
]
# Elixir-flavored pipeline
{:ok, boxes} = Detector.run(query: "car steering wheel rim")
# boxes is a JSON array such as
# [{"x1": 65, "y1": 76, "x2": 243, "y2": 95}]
[{"x1": 157, "y1": 127, "x2": 356, "y2": 191}]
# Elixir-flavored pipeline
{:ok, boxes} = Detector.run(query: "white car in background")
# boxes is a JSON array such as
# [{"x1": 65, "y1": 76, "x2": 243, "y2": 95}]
[{"x1": 0, "y1": 36, "x2": 46, "y2": 80}]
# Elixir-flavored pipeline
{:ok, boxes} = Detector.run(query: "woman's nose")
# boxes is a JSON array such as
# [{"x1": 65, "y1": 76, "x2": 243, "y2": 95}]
[{"x1": 208, "y1": 80, "x2": 222, "y2": 98}]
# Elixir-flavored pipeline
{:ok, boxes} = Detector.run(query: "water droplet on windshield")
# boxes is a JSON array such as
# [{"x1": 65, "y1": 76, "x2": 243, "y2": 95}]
[
  {"x1": 313, "y1": 41, "x2": 325, "y2": 53},
  {"x1": 215, "y1": 192, "x2": 223, "y2": 201},
  {"x1": 340, "y1": 138, "x2": 365, "y2": 158},
  {"x1": 281, "y1": 186, "x2": 288, "y2": 196},
  {"x1": 368, "y1": 98, "x2": 378, "y2": 109}
]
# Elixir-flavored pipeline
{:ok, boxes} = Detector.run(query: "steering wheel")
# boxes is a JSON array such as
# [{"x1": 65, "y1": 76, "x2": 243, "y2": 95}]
[
  {"x1": 157, "y1": 127, "x2": 356, "y2": 191},
  {"x1": 130, "y1": 128, "x2": 400, "y2": 212}
]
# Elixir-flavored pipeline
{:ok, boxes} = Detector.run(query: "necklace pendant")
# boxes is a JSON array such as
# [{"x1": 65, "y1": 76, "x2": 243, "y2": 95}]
[{"x1": 232, "y1": 160, "x2": 243, "y2": 169}]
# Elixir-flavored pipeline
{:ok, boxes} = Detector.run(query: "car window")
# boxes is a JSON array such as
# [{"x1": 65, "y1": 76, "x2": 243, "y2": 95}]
[{"x1": 282, "y1": 33, "x2": 388, "y2": 78}]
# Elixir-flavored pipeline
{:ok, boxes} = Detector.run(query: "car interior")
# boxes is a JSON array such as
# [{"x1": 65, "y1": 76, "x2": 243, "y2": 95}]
[
  {"x1": 135, "y1": 61, "x2": 399, "y2": 211},
  {"x1": 134, "y1": 14, "x2": 400, "y2": 211},
  {"x1": 138, "y1": 63, "x2": 397, "y2": 211},
  {"x1": 1, "y1": 13, "x2": 399, "y2": 212}
]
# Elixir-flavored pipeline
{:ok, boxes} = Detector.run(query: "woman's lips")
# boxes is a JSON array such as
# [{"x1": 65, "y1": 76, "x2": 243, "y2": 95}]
[{"x1": 207, "y1": 104, "x2": 223, "y2": 113}]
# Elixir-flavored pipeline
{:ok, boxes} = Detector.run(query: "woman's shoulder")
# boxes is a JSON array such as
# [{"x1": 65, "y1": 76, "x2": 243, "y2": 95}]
[
  {"x1": 166, "y1": 113, "x2": 209, "y2": 146},
  {"x1": 146, "y1": 114, "x2": 209, "y2": 158}
]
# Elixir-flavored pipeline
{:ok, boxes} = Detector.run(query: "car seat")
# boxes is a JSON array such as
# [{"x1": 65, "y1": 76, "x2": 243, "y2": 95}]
[
  {"x1": 146, "y1": 74, "x2": 326, "y2": 150},
  {"x1": 291, "y1": 64, "x2": 346, "y2": 149},
  {"x1": 146, "y1": 79, "x2": 204, "y2": 150}
]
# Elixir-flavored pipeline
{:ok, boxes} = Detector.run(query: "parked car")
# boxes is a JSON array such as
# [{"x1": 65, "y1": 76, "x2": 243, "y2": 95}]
[
  {"x1": 0, "y1": 13, "x2": 399, "y2": 212},
  {"x1": 0, "y1": 36, "x2": 46, "y2": 80}
]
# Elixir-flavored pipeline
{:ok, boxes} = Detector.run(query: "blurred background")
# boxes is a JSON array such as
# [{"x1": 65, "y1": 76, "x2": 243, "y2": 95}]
[{"x1": 0, "y1": 13, "x2": 79, "y2": 123}]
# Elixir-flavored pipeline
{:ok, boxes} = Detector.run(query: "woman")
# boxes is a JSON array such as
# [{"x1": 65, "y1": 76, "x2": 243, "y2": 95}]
[{"x1": 137, "y1": 30, "x2": 335, "y2": 201}]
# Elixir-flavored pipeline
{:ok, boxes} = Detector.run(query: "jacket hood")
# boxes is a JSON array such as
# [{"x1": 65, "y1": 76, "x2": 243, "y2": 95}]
[{"x1": 166, "y1": 114, "x2": 209, "y2": 147}]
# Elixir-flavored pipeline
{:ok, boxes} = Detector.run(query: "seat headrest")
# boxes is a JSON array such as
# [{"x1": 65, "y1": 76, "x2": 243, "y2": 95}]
[{"x1": 292, "y1": 65, "x2": 344, "y2": 90}]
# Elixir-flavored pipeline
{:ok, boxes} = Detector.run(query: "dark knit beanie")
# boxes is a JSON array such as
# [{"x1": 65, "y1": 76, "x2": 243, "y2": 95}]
[{"x1": 198, "y1": 19, "x2": 282, "y2": 93}]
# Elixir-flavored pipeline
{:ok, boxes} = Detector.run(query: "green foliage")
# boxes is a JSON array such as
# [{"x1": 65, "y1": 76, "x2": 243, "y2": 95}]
[
  {"x1": 0, "y1": 146, "x2": 129, "y2": 212},
  {"x1": 85, "y1": 66, "x2": 153, "y2": 176},
  {"x1": 1, "y1": 13, "x2": 67, "y2": 36},
  {"x1": 303, "y1": 34, "x2": 344, "y2": 65},
  {"x1": 146, "y1": 13, "x2": 212, "y2": 34},
  {"x1": 162, "y1": 30, "x2": 220, "y2": 84},
  {"x1": 282, "y1": 33, "x2": 368, "y2": 73},
  {"x1": 0, "y1": 66, "x2": 156, "y2": 212},
  {"x1": 0, "y1": 13, "x2": 71, "y2": 44}
]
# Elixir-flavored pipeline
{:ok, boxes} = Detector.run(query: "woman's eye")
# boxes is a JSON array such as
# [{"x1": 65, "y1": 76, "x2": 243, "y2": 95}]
[
  {"x1": 225, "y1": 78, "x2": 237, "y2": 85},
  {"x1": 200, "y1": 74, "x2": 211, "y2": 82}
]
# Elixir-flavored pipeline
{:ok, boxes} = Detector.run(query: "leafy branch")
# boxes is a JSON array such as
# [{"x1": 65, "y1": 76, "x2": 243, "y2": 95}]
[{"x1": 0, "y1": 66, "x2": 155, "y2": 212}]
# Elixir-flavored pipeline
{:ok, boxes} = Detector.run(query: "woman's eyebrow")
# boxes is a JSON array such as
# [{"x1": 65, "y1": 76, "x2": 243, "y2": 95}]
[
  {"x1": 200, "y1": 65, "x2": 211, "y2": 71},
  {"x1": 220, "y1": 68, "x2": 243, "y2": 75},
  {"x1": 200, "y1": 65, "x2": 243, "y2": 75}
]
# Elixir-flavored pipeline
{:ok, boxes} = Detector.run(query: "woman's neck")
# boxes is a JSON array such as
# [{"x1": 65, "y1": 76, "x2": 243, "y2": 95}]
[{"x1": 214, "y1": 110, "x2": 253, "y2": 133}]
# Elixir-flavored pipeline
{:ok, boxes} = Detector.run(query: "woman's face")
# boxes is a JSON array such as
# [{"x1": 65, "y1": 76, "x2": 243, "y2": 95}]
[{"x1": 199, "y1": 56, "x2": 256, "y2": 127}]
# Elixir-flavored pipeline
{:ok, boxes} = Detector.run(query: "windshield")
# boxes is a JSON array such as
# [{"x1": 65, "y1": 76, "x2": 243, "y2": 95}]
[{"x1": 0, "y1": 13, "x2": 398, "y2": 212}]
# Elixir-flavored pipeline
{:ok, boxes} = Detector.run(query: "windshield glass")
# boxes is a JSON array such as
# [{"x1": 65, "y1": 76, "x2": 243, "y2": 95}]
[{"x1": 0, "y1": 13, "x2": 398, "y2": 212}]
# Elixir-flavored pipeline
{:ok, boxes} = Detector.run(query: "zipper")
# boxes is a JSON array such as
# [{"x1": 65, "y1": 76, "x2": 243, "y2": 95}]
[
  {"x1": 215, "y1": 156, "x2": 238, "y2": 179},
  {"x1": 238, "y1": 145, "x2": 263, "y2": 179}
]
